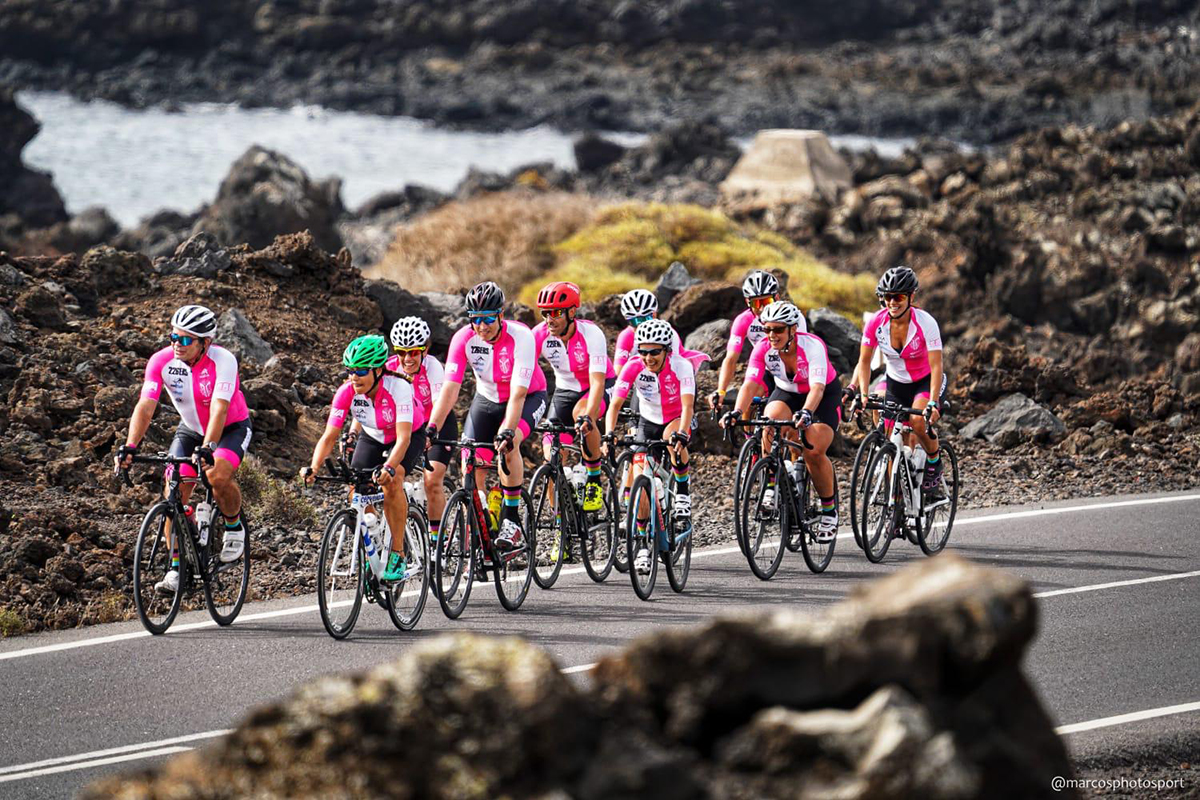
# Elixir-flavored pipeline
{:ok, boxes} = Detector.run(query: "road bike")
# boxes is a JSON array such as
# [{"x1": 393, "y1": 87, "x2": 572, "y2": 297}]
[
  {"x1": 120, "y1": 453, "x2": 251, "y2": 635},
  {"x1": 734, "y1": 419, "x2": 835, "y2": 579},
  {"x1": 858, "y1": 398, "x2": 960, "y2": 562},
  {"x1": 728, "y1": 396, "x2": 769, "y2": 557},
  {"x1": 529, "y1": 420, "x2": 619, "y2": 587},
  {"x1": 606, "y1": 406, "x2": 641, "y2": 574},
  {"x1": 430, "y1": 438, "x2": 535, "y2": 618},
  {"x1": 311, "y1": 457, "x2": 430, "y2": 639},
  {"x1": 616, "y1": 436, "x2": 692, "y2": 600}
]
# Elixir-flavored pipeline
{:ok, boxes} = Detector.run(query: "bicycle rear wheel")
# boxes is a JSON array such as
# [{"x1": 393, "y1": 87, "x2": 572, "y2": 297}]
[
  {"x1": 436, "y1": 491, "x2": 475, "y2": 619},
  {"x1": 626, "y1": 475, "x2": 658, "y2": 600},
  {"x1": 387, "y1": 508, "x2": 430, "y2": 630},
  {"x1": 529, "y1": 464, "x2": 566, "y2": 589},
  {"x1": 740, "y1": 457, "x2": 786, "y2": 580},
  {"x1": 860, "y1": 444, "x2": 899, "y2": 564},
  {"x1": 204, "y1": 511, "x2": 251, "y2": 626},
  {"x1": 317, "y1": 509, "x2": 363, "y2": 639},
  {"x1": 494, "y1": 489, "x2": 535, "y2": 611},
  {"x1": 732, "y1": 435, "x2": 760, "y2": 557},
  {"x1": 663, "y1": 493, "x2": 692, "y2": 593},
  {"x1": 919, "y1": 442, "x2": 959, "y2": 556},
  {"x1": 133, "y1": 502, "x2": 186, "y2": 635},
  {"x1": 797, "y1": 468, "x2": 836, "y2": 573},
  {"x1": 848, "y1": 430, "x2": 882, "y2": 550},
  {"x1": 611, "y1": 451, "x2": 635, "y2": 573},
  {"x1": 580, "y1": 464, "x2": 618, "y2": 582}
]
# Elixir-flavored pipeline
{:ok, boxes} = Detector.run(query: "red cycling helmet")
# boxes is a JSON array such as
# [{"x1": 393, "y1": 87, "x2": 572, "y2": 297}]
[{"x1": 536, "y1": 281, "x2": 581, "y2": 310}]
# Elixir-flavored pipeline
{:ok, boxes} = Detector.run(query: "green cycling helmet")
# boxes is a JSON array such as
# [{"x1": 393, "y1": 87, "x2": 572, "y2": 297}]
[{"x1": 342, "y1": 335, "x2": 390, "y2": 369}]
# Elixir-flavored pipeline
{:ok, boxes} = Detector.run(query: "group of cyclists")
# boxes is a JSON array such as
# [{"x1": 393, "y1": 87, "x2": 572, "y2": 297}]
[{"x1": 116, "y1": 263, "x2": 946, "y2": 593}]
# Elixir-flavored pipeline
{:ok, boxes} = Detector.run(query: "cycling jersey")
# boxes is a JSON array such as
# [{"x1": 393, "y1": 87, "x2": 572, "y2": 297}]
[
  {"x1": 141, "y1": 345, "x2": 250, "y2": 437},
  {"x1": 728, "y1": 307, "x2": 807, "y2": 355},
  {"x1": 327, "y1": 374, "x2": 424, "y2": 444},
  {"x1": 385, "y1": 353, "x2": 445, "y2": 420},
  {"x1": 445, "y1": 320, "x2": 547, "y2": 403},
  {"x1": 745, "y1": 332, "x2": 836, "y2": 395},
  {"x1": 614, "y1": 353, "x2": 696, "y2": 426},
  {"x1": 533, "y1": 318, "x2": 614, "y2": 391},
  {"x1": 613, "y1": 326, "x2": 711, "y2": 372},
  {"x1": 862, "y1": 307, "x2": 942, "y2": 383}
]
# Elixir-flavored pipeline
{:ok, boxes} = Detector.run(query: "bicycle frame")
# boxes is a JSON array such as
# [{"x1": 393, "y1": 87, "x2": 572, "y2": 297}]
[
  {"x1": 865, "y1": 400, "x2": 946, "y2": 532},
  {"x1": 624, "y1": 439, "x2": 680, "y2": 553},
  {"x1": 317, "y1": 459, "x2": 397, "y2": 583}
]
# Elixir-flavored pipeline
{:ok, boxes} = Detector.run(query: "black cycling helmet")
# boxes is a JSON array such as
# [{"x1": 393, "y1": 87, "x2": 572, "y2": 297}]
[
  {"x1": 877, "y1": 266, "x2": 919, "y2": 296},
  {"x1": 465, "y1": 281, "x2": 505, "y2": 313}
]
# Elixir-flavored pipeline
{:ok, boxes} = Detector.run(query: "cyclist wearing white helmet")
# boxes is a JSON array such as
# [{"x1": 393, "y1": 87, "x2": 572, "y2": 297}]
[
  {"x1": 720, "y1": 301, "x2": 842, "y2": 542},
  {"x1": 605, "y1": 319, "x2": 696, "y2": 573},
  {"x1": 116, "y1": 305, "x2": 252, "y2": 593},
  {"x1": 710, "y1": 269, "x2": 807, "y2": 411}
]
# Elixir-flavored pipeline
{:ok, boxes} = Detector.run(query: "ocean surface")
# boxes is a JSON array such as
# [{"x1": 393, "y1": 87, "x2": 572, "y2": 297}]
[{"x1": 18, "y1": 91, "x2": 916, "y2": 228}]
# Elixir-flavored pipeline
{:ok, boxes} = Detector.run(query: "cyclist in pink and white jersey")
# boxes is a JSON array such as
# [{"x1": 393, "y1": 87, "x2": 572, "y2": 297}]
[
  {"x1": 710, "y1": 270, "x2": 807, "y2": 411},
  {"x1": 850, "y1": 266, "x2": 946, "y2": 492},
  {"x1": 533, "y1": 281, "x2": 614, "y2": 512},
  {"x1": 302, "y1": 335, "x2": 424, "y2": 582},
  {"x1": 613, "y1": 289, "x2": 709, "y2": 372},
  {"x1": 426, "y1": 281, "x2": 548, "y2": 551},
  {"x1": 116, "y1": 305, "x2": 252, "y2": 592},
  {"x1": 605, "y1": 319, "x2": 696, "y2": 574},
  {"x1": 721, "y1": 301, "x2": 842, "y2": 541}
]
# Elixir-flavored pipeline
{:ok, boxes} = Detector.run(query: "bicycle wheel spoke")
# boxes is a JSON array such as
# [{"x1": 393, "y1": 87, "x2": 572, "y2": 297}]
[{"x1": 317, "y1": 510, "x2": 362, "y2": 638}]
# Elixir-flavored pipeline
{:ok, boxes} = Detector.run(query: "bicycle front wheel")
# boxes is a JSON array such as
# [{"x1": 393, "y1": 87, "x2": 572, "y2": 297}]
[
  {"x1": 317, "y1": 509, "x2": 363, "y2": 639},
  {"x1": 436, "y1": 491, "x2": 475, "y2": 619},
  {"x1": 663, "y1": 495, "x2": 692, "y2": 594},
  {"x1": 133, "y1": 503, "x2": 186, "y2": 635},
  {"x1": 848, "y1": 430, "x2": 883, "y2": 550},
  {"x1": 204, "y1": 511, "x2": 251, "y2": 626},
  {"x1": 611, "y1": 451, "x2": 635, "y2": 573},
  {"x1": 581, "y1": 464, "x2": 618, "y2": 583},
  {"x1": 386, "y1": 508, "x2": 430, "y2": 630},
  {"x1": 493, "y1": 489, "x2": 535, "y2": 611},
  {"x1": 797, "y1": 467, "x2": 836, "y2": 574},
  {"x1": 626, "y1": 475, "x2": 658, "y2": 600},
  {"x1": 919, "y1": 442, "x2": 959, "y2": 556},
  {"x1": 732, "y1": 435, "x2": 761, "y2": 557},
  {"x1": 529, "y1": 464, "x2": 566, "y2": 589},
  {"x1": 741, "y1": 457, "x2": 786, "y2": 580},
  {"x1": 860, "y1": 444, "x2": 899, "y2": 564}
]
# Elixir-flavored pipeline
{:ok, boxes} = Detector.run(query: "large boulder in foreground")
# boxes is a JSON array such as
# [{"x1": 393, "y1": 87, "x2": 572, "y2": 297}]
[
  {"x1": 193, "y1": 146, "x2": 344, "y2": 253},
  {"x1": 84, "y1": 557, "x2": 1076, "y2": 799}
]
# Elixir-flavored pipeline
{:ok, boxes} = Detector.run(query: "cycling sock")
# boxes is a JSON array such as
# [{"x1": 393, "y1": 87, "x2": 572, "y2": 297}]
[
  {"x1": 501, "y1": 485, "x2": 521, "y2": 523},
  {"x1": 224, "y1": 514, "x2": 242, "y2": 530},
  {"x1": 673, "y1": 463, "x2": 690, "y2": 495},
  {"x1": 925, "y1": 451, "x2": 940, "y2": 467},
  {"x1": 429, "y1": 519, "x2": 440, "y2": 537},
  {"x1": 820, "y1": 496, "x2": 837, "y2": 516},
  {"x1": 583, "y1": 457, "x2": 602, "y2": 481},
  {"x1": 170, "y1": 551, "x2": 180, "y2": 569},
  {"x1": 621, "y1": 486, "x2": 631, "y2": 504}
]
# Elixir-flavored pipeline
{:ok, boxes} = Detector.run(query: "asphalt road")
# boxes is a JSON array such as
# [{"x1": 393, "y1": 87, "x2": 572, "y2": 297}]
[{"x1": 2, "y1": 490, "x2": 1198, "y2": 798}]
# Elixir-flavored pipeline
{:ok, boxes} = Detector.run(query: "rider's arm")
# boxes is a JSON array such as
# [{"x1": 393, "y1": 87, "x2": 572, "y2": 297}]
[
  {"x1": 582, "y1": 323, "x2": 609, "y2": 421},
  {"x1": 387, "y1": 378, "x2": 416, "y2": 470},
  {"x1": 312, "y1": 383, "x2": 354, "y2": 471},
  {"x1": 309, "y1": 424, "x2": 342, "y2": 473},
  {"x1": 585, "y1": 369, "x2": 606, "y2": 421},
  {"x1": 429, "y1": 327, "x2": 470, "y2": 430},
  {"x1": 677, "y1": 358, "x2": 696, "y2": 434},
  {"x1": 124, "y1": 396, "x2": 158, "y2": 448},
  {"x1": 799, "y1": 336, "x2": 830, "y2": 414},
  {"x1": 738, "y1": 340, "x2": 770, "y2": 417},
  {"x1": 386, "y1": 422, "x2": 412, "y2": 472},
  {"x1": 428, "y1": 380, "x2": 460, "y2": 431},
  {"x1": 928, "y1": 349, "x2": 944, "y2": 406},
  {"x1": 854, "y1": 343, "x2": 876, "y2": 397},
  {"x1": 502, "y1": 323, "x2": 537, "y2": 431},
  {"x1": 716, "y1": 311, "x2": 750, "y2": 399},
  {"x1": 606, "y1": 359, "x2": 640, "y2": 431},
  {"x1": 715, "y1": 350, "x2": 739, "y2": 400},
  {"x1": 604, "y1": 393, "x2": 625, "y2": 432},
  {"x1": 613, "y1": 327, "x2": 633, "y2": 372},
  {"x1": 917, "y1": 309, "x2": 944, "y2": 408}
]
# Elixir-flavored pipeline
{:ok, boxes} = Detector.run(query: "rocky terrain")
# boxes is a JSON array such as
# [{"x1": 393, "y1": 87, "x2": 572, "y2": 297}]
[
  {"x1": 82, "y1": 556, "x2": 1084, "y2": 799},
  {"x1": 1, "y1": 1, "x2": 1198, "y2": 144}
]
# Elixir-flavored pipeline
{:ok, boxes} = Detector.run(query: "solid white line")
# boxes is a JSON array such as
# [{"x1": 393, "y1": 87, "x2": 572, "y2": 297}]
[
  {"x1": 0, "y1": 729, "x2": 231, "y2": 776},
  {"x1": 1034, "y1": 570, "x2": 1200, "y2": 599},
  {"x1": 1056, "y1": 700, "x2": 1200, "y2": 735},
  {"x1": 953, "y1": 493, "x2": 1200, "y2": 527},
  {"x1": 0, "y1": 747, "x2": 194, "y2": 784},
  {"x1": 561, "y1": 662, "x2": 596, "y2": 674}
]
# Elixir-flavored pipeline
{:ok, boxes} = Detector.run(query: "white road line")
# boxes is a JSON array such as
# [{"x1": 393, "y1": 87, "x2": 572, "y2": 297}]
[
  {"x1": 1056, "y1": 700, "x2": 1200, "y2": 735},
  {"x1": 0, "y1": 730, "x2": 231, "y2": 778},
  {"x1": 1, "y1": 492, "x2": 1196, "y2": 665},
  {"x1": 0, "y1": 746, "x2": 196, "y2": 784},
  {"x1": 1034, "y1": 570, "x2": 1200, "y2": 598}
]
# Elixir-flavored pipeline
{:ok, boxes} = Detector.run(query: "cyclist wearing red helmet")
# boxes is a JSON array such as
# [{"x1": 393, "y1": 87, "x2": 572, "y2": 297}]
[{"x1": 532, "y1": 281, "x2": 615, "y2": 512}]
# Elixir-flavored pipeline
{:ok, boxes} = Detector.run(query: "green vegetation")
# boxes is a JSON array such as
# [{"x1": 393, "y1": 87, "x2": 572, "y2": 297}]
[
  {"x1": 0, "y1": 606, "x2": 24, "y2": 637},
  {"x1": 239, "y1": 456, "x2": 318, "y2": 529}
]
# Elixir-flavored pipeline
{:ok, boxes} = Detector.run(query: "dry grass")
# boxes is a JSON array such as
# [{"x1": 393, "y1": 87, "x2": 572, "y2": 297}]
[
  {"x1": 239, "y1": 456, "x2": 318, "y2": 529},
  {"x1": 368, "y1": 191, "x2": 598, "y2": 293},
  {"x1": 0, "y1": 606, "x2": 25, "y2": 637}
]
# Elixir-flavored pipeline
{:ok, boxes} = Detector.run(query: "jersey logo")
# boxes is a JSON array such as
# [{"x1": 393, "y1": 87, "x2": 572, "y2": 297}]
[
  {"x1": 167, "y1": 366, "x2": 189, "y2": 376},
  {"x1": 142, "y1": 379, "x2": 159, "y2": 394},
  {"x1": 382, "y1": 406, "x2": 394, "y2": 423},
  {"x1": 217, "y1": 381, "x2": 233, "y2": 394},
  {"x1": 169, "y1": 377, "x2": 186, "y2": 395},
  {"x1": 199, "y1": 380, "x2": 213, "y2": 398},
  {"x1": 471, "y1": 355, "x2": 487, "y2": 371},
  {"x1": 498, "y1": 353, "x2": 512, "y2": 374},
  {"x1": 470, "y1": 345, "x2": 491, "y2": 355}
]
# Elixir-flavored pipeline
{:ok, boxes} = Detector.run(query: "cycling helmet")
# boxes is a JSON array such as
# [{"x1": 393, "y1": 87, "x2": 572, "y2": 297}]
[
  {"x1": 634, "y1": 319, "x2": 675, "y2": 349},
  {"x1": 465, "y1": 281, "x2": 505, "y2": 313},
  {"x1": 536, "y1": 281, "x2": 581, "y2": 310},
  {"x1": 742, "y1": 270, "x2": 780, "y2": 299},
  {"x1": 171, "y1": 305, "x2": 217, "y2": 337},
  {"x1": 342, "y1": 335, "x2": 390, "y2": 369},
  {"x1": 877, "y1": 266, "x2": 919, "y2": 295},
  {"x1": 758, "y1": 301, "x2": 803, "y2": 328},
  {"x1": 620, "y1": 289, "x2": 658, "y2": 320},
  {"x1": 390, "y1": 316, "x2": 431, "y2": 350}
]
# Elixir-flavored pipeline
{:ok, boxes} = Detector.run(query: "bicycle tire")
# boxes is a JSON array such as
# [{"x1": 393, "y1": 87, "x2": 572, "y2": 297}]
[
  {"x1": 580, "y1": 463, "x2": 618, "y2": 583},
  {"x1": 436, "y1": 490, "x2": 475, "y2": 619},
  {"x1": 732, "y1": 434, "x2": 760, "y2": 557},
  {"x1": 611, "y1": 451, "x2": 635, "y2": 573},
  {"x1": 626, "y1": 475, "x2": 659, "y2": 600},
  {"x1": 919, "y1": 442, "x2": 959, "y2": 556},
  {"x1": 848, "y1": 429, "x2": 883, "y2": 550},
  {"x1": 493, "y1": 488, "x2": 535, "y2": 611},
  {"x1": 797, "y1": 466, "x2": 836, "y2": 573},
  {"x1": 860, "y1": 444, "x2": 899, "y2": 564},
  {"x1": 529, "y1": 464, "x2": 566, "y2": 589},
  {"x1": 663, "y1": 492, "x2": 692, "y2": 593},
  {"x1": 386, "y1": 508, "x2": 430, "y2": 630},
  {"x1": 203, "y1": 510, "x2": 251, "y2": 626},
  {"x1": 133, "y1": 502, "x2": 186, "y2": 635},
  {"x1": 317, "y1": 509, "x2": 363, "y2": 639},
  {"x1": 740, "y1": 457, "x2": 787, "y2": 580}
]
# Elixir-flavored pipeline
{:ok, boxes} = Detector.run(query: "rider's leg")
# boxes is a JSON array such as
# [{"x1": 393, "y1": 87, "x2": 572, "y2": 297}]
[
  {"x1": 424, "y1": 459, "x2": 448, "y2": 538},
  {"x1": 382, "y1": 467, "x2": 408, "y2": 561},
  {"x1": 498, "y1": 427, "x2": 526, "y2": 529},
  {"x1": 802, "y1": 423, "x2": 837, "y2": 536}
]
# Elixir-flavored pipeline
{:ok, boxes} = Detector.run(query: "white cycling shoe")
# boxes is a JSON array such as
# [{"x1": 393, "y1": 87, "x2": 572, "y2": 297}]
[
  {"x1": 155, "y1": 570, "x2": 179, "y2": 594},
  {"x1": 634, "y1": 548, "x2": 652, "y2": 575},
  {"x1": 816, "y1": 513, "x2": 838, "y2": 543},
  {"x1": 495, "y1": 519, "x2": 525, "y2": 551},
  {"x1": 219, "y1": 526, "x2": 245, "y2": 563},
  {"x1": 673, "y1": 493, "x2": 691, "y2": 521},
  {"x1": 759, "y1": 488, "x2": 776, "y2": 513}
]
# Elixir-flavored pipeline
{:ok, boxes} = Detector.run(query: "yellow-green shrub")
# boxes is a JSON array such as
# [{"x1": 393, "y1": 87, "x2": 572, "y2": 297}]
[
  {"x1": 0, "y1": 607, "x2": 24, "y2": 637},
  {"x1": 517, "y1": 263, "x2": 653, "y2": 307}
]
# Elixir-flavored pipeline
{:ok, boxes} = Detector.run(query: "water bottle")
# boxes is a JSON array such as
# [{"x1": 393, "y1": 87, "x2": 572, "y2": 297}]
[
  {"x1": 487, "y1": 487, "x2": 502, "y2": 532},
  {"x1": 194, "y1": 501, "x2": 213, "y2": 546},
  {"x1": 407, "y1": 479, "x2": 427, "y2": 509},
  {"x1": 570, "y1": 463, "x2": 587, "y2": 489},
  {"x1": 784, "y1": 460, "x2": 802, "y2": 501},
  {"x1": 654, "y1": 476, "x2": 666, "y2": 501},
  {"x1": 363, "y1": 511, "x2": 385, "y2": 571},
  {"x1": 912, "y1": 444, "x2": 927, "y2": 475}
]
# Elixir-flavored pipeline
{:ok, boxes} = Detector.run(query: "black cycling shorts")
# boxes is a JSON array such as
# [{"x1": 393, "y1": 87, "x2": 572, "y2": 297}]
[
  {"x1": 462, "y1": 391, "x2": 548, "y2": 462},
  {"x1": 634, "y1": 415, "x2": 697, "y2": 452},
  {"x1": 549, "y1": 377, "x2": 615, "y2": 427},
  {"x1": 350, "y1": 427, "x2": 427, "y2": 476},
  {"x1": 168, "y1": 420, "x2": 253, "y2": 476},
  {"x1": 884, "y1": 373, "x2": 948, "y2": 410},
  {"x1": 766, "y1": 376, "x2": 843, "y2": 430},
  {"x1": 426, "y1": 410, "x2": 459, "y2": 466}
]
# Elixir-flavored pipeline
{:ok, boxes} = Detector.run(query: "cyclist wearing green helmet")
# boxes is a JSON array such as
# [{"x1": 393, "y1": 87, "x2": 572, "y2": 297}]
[{"x1": 302, "y1": 335, "x2": 428, "y2": 582}]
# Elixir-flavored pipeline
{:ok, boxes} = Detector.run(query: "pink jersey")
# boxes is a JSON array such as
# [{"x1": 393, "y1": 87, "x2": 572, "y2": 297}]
[
  {"x1": 533, "y1": 319, "x2": 614, "y2": 392},
  {"x1": 385, "y1": 353, "x2": 445, "y2": 419},
  {"x1": 141, "y1": 345, "x2": 250, "y2": 436},
  {"x1": 613, "y1": 325, "x2": 711, "y2": 372},
  {"x1": 745, "y1": 332, "x2": 836, "y2": 395},
  {"x1": 728, "y1": 307, "x2": 807, "y2": 355},
  {"x1": 862, "y1": 307, "x2": 942, "y2": 383},
  {"x1": 614, "y1": 353, "x2": 696, "y2": 425},
  {"x1": 444, "y1": 320, "x2": 547, "y2": 403},
  {"x1": 327, "y1": 374, "x2": 423, "y2": 444}
]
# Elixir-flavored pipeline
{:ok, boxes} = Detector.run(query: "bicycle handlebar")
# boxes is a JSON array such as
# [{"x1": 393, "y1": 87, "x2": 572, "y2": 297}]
[
  {"x1": 428, "y1": 437, "x2": 513, "y2": 477},
  {"x1": 117, "y1": 452, "x2": 214, "y2": 490}
]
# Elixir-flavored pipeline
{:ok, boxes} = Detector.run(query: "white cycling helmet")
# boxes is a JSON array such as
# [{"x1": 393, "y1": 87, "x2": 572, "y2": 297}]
[
  {"x1": 634, "y1": 318, "x2": 675, "y2": 349},
  {"x1": 620, "y1": 289, "x2": 658, "y2": 320},
  {"x1": 171, "y1": 305, "x2": 217, "y2": 337},
  {"x1": 742, "y1": 270, "x2": 780, "y2": 298},
  {"x1": 758, "y1": 301, "x2": 803, "y2": 328},
  {"x1": 390, "y1": 316, "x2": 431, "y2": 349}
]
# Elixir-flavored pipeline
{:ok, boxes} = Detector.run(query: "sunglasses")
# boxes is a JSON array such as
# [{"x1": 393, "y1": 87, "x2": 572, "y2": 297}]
[
  {"x1": 879, "y1": 293, "x2": 908, "y2": 303},
  {"x1": 470, "y1": 313, "x2": 500, "y2": 325},
  {"x1": 763, "y1": 325, "x2": 790, "y2": 335},
  {"x1": 348, "y1": 368, "x2": 373, "y2": 377},
  {"x1": 629, "y1": 314, "x2": 653, "y2": 326},
  {"x1": 637, "y1": 347, "x2": 666, "y2": 357},
  {"x1": 395, "y1": 347, "x2": 425, "y2": 357},
  {"x1": 540, "y1": 308, "x2": 567, "y2": 319},
  {"x1": 747, "y1": 295, "x2": 774, "y2": 310},
  {"x1": 169, "y1": 333, "x2": 199, "y2": 346}
]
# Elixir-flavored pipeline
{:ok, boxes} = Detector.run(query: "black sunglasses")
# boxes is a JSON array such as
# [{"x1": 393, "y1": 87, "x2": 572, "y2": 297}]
[
  {"x1": 348, "y1": 368, "x2": 373, "y2": 377},
  {"x1": 879, "y1": 293, "x2": 908, "y2": 303},
  {"x1": 637, "y1": 347, "x2": 665, "y2": 357},
  {"x1": 169, "y1": 333, "x2": 199, "y2": 346},
  {"x1": 763, "y1": 325, "x2": 790, "y2": 335}
]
